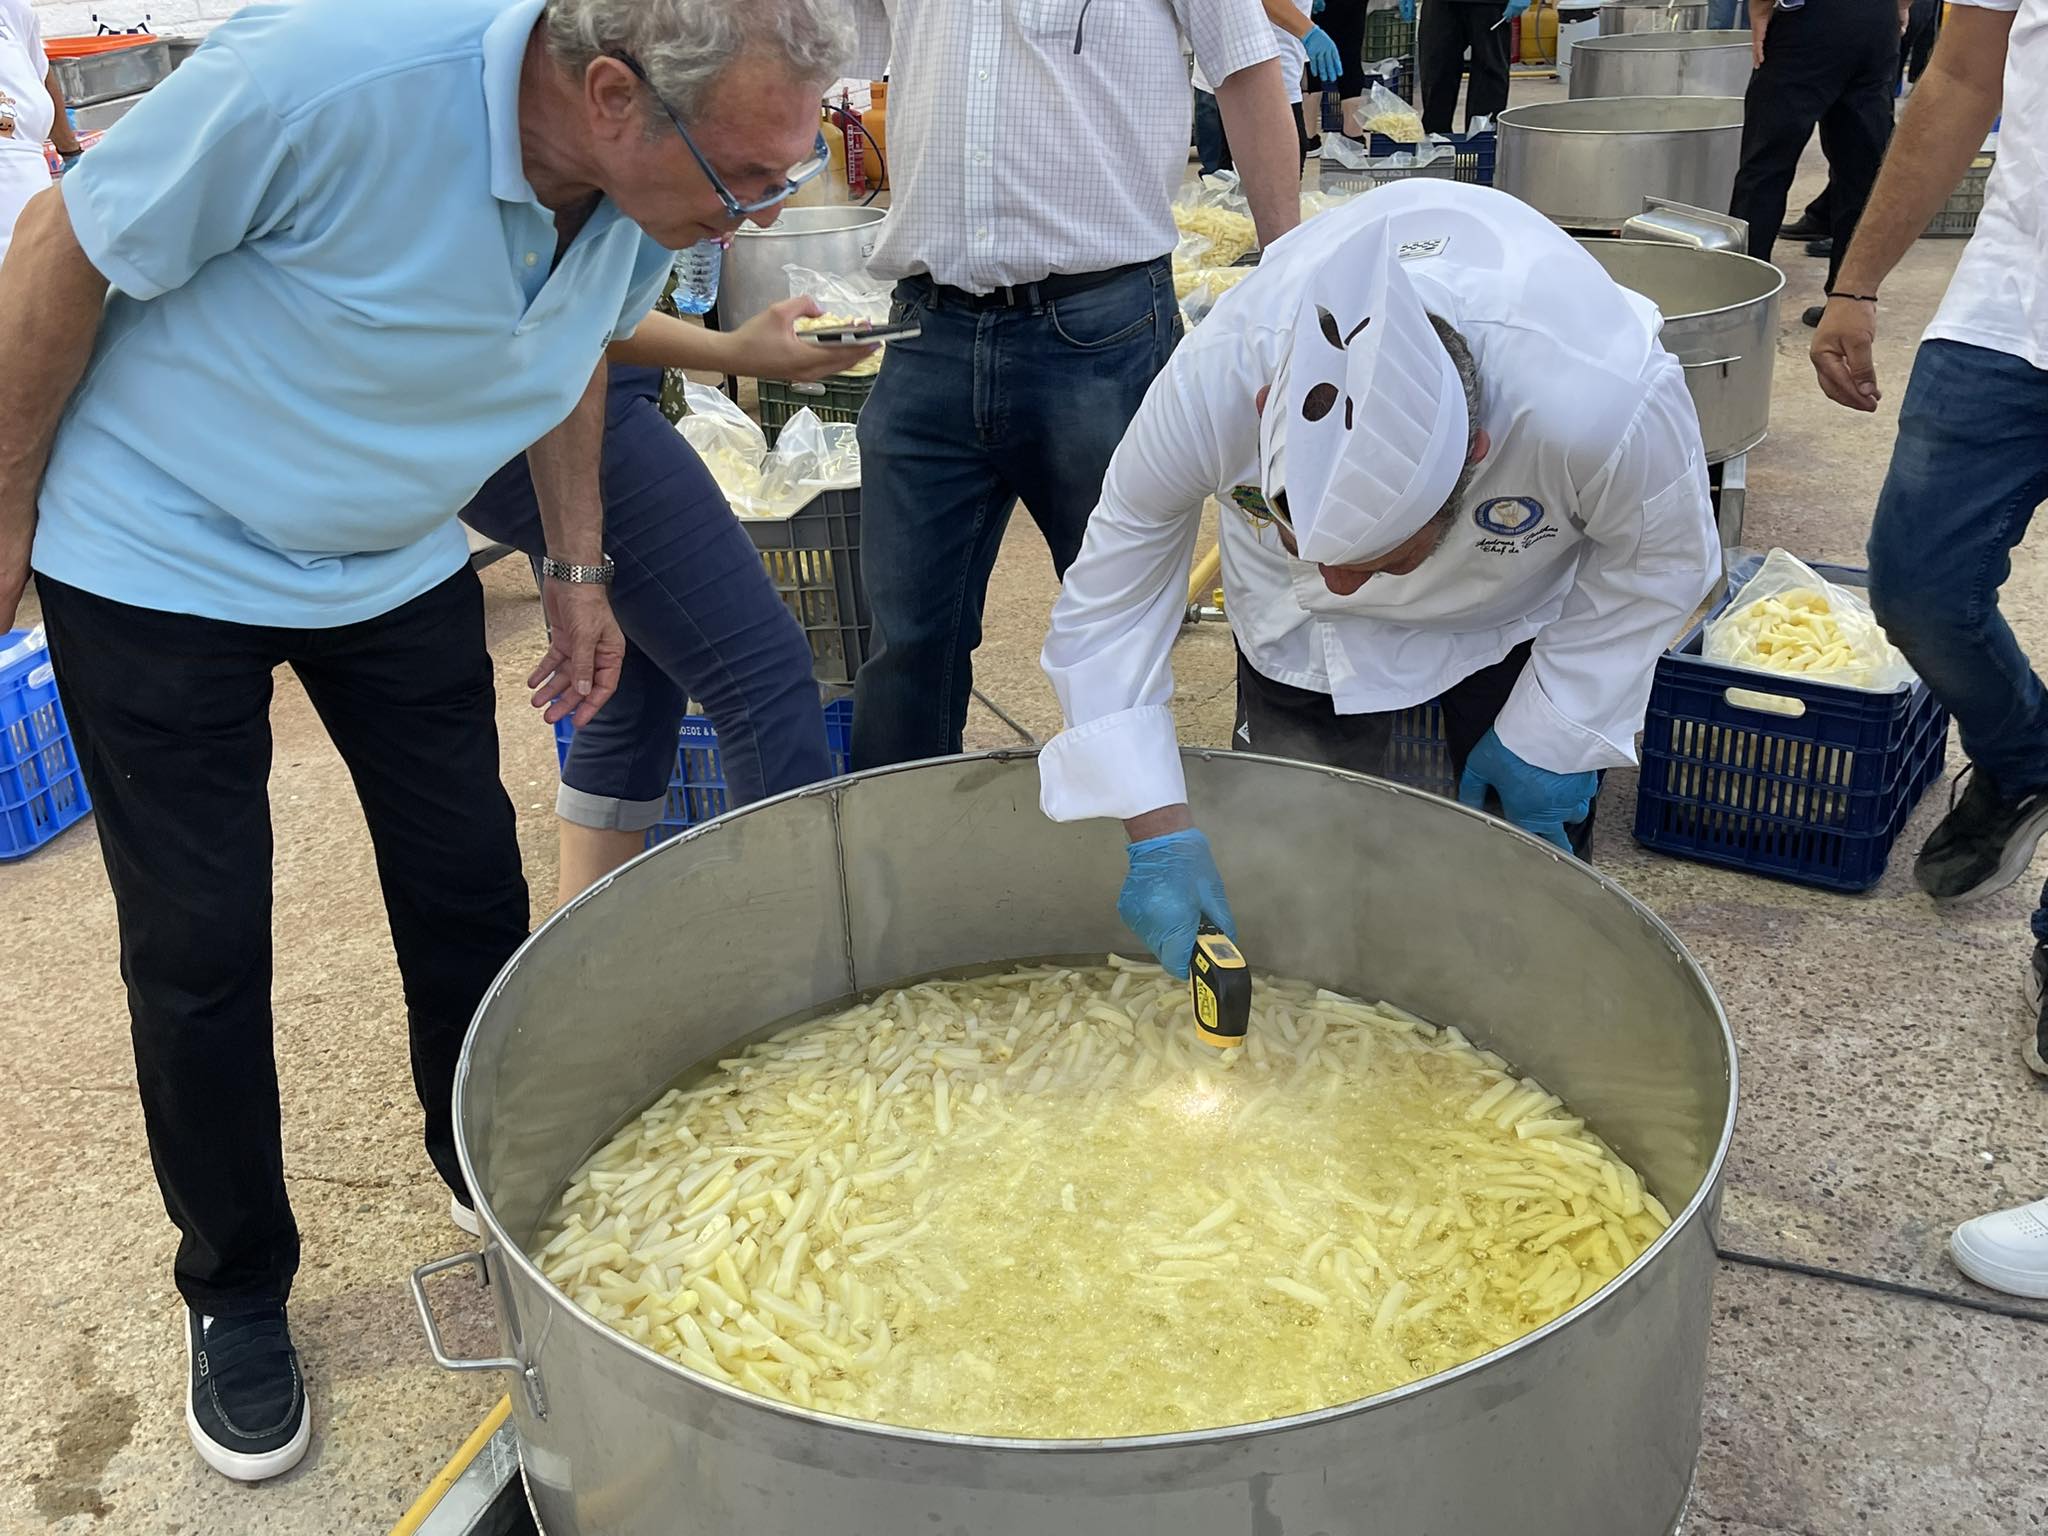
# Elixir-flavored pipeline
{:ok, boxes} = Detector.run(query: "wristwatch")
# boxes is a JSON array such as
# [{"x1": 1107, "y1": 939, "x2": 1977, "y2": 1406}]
[{"x1": 539, "y1": 554, "x2": 614, "y2": 585}]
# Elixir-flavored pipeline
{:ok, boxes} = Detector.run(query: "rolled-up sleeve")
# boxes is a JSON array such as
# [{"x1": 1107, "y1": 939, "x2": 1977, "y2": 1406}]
[
  {"x1": 1178, "y1": 0, "x2": 1282, "y2": 86},
  {"x1": 1493, "y1": 356, "x2": 1720, "y2": 775},
  {"x1": 1039, "y1": 324, "x2": 1262, "y2": 822},
  {"x1": 61, "y1": 39, "x2": 297, "y2": 301}
]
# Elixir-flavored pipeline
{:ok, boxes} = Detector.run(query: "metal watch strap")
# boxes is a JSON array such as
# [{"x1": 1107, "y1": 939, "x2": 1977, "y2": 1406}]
[{"x1": 539, "y1": 555, "x2": 614, "y2": 585}]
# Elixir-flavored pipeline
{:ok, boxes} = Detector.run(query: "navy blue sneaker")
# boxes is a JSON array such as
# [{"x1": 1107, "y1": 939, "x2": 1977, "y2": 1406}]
[{"x1": 185, "y1": 1307, "x2": 310, "y2": 1482}]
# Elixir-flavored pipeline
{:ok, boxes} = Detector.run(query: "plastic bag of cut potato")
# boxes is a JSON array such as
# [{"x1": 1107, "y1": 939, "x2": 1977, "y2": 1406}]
[
  {"x1": 757, "y1": 409, "x2": 861, "y2": 514},
  {"x1": 676, "y1": 380, "x2": 767, "y2": 495},
  {"x1": 1172, "y1": 174, "x2": 1258, "y2": 267},
  {"x1": 1173, "y1": 265, "x2": 1254, "y2": 326},
  {"x1": 1704, "y1": 548, "x2": 1918, "y2": 694},
  {"x1": 1351, "y1": 81, "x2": 1424, "y2": 143}
]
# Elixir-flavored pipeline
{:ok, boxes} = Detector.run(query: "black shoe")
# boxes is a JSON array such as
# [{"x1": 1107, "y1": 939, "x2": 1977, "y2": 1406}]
[
  {"x1": 1802, "y1": 304, "x2": 1826, "y2": 328},
  {"x1": 1804, "y1": 237, "x2": 1834, "y2": 259},
  {"x1": 1782, "y1": 214, "x2": 1828, "y2": 242},
  {"x1": 2025, "y1": 948, "x2": 2048, "y2": 1078},
  {"x1": 185, "y1": 1307, "x2": 310, "y2": 1482},
  {"x1": 1914, "y1": 766, "x2": 2048, "y2": 902}
]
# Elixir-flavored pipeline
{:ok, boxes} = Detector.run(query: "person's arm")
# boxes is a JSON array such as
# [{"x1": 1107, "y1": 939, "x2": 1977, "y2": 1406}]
[
  {"x1": 1039, "y1": 326, "x2": 1265, "y2": 833},
  {"x1": 1490, "y1": 371, "x2": 1720, "y2": 776},
  {"x1": 1748, "y1": 0, "x2": 1771, "y2": 67},
  {"x1": 1213, "y1": 60, "x2": 1304, "y2": 248},
  {"x1": 525, "y1": 362, "x2": 626, "y2": 729},
  {"x1": 0, "y1": 190, "x2": 108, "y2": 629},
  {"x1": 1187, "y1": 0, "x2": 1300, "y2": 247},
  {"x1": 608, "y1": 300, "x2": 879, "y2": 382},
  {"x1": 1811, "y1": 3, "x2": 2012, "y2": 410},
  {"x1": 43, "y1": 68, "x2": 81, "y2": 157}
]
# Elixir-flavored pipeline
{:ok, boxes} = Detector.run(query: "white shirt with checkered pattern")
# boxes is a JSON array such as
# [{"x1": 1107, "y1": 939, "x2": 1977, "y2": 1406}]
[{"x1": 852, "y1": 0, "x2": 1280, "y2": 293}]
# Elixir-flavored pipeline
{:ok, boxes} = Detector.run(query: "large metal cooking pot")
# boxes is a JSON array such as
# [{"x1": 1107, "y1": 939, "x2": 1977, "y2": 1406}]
[
  {"x1": 715, "y1": 205, "x2": 889, "y2": 335},
  {"x1": 1578, "y1": 238, "x2": 1784, "y2": 463},
  {"x1": 1599, "y1": 0, "x2": 1708, "y2": 32},
  {"x1": 1570, "y1": 30, "x2": 1754, "y2": 99},
  {"x1": 1497, "y1": 96, "x2": 1744, "y2": 229},
  {"x1": 419, "y1": 753, "x2": 1735, "y2": 1536}
]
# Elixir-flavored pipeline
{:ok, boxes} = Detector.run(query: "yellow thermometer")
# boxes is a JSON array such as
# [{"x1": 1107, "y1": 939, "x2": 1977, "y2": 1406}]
[{"x1": 1190, "y1": 925, "x2": 1251, "y2": 1049}]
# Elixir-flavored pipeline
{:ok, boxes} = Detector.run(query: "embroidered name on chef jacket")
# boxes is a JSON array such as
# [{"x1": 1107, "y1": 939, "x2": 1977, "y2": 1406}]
[{"x1": 1471, "y1": 496, "x2": 1557, "y2": 555}]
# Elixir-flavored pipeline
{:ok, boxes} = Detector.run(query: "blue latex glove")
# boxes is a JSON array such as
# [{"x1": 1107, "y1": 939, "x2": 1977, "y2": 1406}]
[
  {"x1": 1502, "y1": 0, "x2": 1533, "y2": 17},
  {"x1": 1302, "y1": 24, "x2": 1344, "y2": 82},
  {"x1": 1456, "y1": 729, "x2": 1597, "y2": 854},
  {"x1": 1399, "y1": 0, "x2": 1416, "y2": 22},
  {"x1": 1119, "y1": 828, "x2": 1238, "y2": 980}
]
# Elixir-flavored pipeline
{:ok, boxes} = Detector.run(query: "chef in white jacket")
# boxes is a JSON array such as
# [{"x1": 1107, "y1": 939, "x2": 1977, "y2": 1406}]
[{"x1": 1039, "y1": 181, "x2": 1719, "y2": 978}]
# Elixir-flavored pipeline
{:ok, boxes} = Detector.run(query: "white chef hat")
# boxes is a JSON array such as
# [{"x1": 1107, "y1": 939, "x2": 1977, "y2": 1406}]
[{"x1": 1258, "y1": 223, "x2": 1470, "y2": 566}]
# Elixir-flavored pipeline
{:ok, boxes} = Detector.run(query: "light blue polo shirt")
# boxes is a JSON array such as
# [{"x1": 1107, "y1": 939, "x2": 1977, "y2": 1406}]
[{"x1": 32, "y1": 0, "x2": 672, "y2": 628}]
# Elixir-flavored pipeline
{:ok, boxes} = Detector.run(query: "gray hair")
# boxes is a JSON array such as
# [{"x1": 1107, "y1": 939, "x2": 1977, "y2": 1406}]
[
  {"x1": 543, "y1": 0, "x2": 853, "y2": 123},
  {"x1": 1424, "y1": 314, "x2": 1483, "y2": 543}
]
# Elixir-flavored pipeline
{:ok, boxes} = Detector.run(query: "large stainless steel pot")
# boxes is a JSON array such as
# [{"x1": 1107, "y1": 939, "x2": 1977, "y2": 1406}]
[
  {"x1": 715, "y1": 205, "x2": 889, "y2": 335},
  {"x1": 1497, "y1": 96, "x2": 1744, "y2": 229},
  {"x1": 1578, "y1": 238, "x2": 1784, "y2": 462},
  {"x1": 1570, "y1": 30, "x2": 1754, "y2": 98},
  {"x1": 420, "y1": 753, "x2": 1735, "y2": 1536},
  {"x1": 1600, "y1": 0, "x2": 1708, "y2": 32}
]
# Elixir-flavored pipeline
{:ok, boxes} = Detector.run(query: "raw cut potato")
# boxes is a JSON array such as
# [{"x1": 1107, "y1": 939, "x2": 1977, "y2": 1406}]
[
  {"x1": 1172, "y1": 204, "x2": 1258, "y2": 268},
  {"x1": 533, "y1": 962, "x2": 1672, "y2": 1438}
]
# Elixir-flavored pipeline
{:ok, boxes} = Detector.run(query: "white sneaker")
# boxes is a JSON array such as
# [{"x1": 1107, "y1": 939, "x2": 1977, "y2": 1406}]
[
  {"x1": 1949, "y1": 1197, "x2": 2048, "y2": 1299},
  {"x1": 450, "y1": 1195, "x2": 481, "y2": 1237}
]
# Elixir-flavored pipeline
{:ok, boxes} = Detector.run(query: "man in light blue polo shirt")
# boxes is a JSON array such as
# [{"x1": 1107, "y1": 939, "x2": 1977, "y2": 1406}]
[{"x1": 0, "y1": 0, "x2": 848, "y2": 1483}]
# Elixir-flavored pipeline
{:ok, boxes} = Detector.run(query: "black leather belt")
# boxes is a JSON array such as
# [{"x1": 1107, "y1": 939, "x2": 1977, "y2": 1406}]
[{"x1": 911, "y1": 257, "x2": 1164, "y2": 311}]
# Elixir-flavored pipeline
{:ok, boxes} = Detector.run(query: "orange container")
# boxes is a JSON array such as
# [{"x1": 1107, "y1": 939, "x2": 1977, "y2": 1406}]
[{"x1": 45, "y1": 34, "x2": 159, "y2": 57}]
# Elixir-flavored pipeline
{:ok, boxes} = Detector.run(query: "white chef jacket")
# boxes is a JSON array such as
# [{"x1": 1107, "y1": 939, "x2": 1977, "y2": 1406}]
[
  {"x1": 1039, "y1": 181, "x2": 1720, "y2": 824},
  {"x1": 850, "y1": 0, "x2": 1279, "y2": 292},
  {"x1": 0, "y1": 0, "x2": 53, "y2": 265},
  {"x1": 1194, "y1": 0, "x2": 1309, "y2": 104},
  {"x1": 1924, "y1": 0, "x2": 2048, "y2": 370}
]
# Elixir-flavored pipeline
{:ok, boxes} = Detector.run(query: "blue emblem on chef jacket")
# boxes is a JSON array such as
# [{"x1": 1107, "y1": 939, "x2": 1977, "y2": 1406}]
[{"x1": 1472, "y1": 497, "x2": 1557, "y2": 555}]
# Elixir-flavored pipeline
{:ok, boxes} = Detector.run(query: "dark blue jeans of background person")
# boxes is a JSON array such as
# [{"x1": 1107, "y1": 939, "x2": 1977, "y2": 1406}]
[
  {"x1": 461, "y1": 365, "x2": 829, "y2": 826},
  {"x1": 851, "y1": 260, "x2": 1183, "y2": 770},
  {"x1": 1867, "y1": 339, "x2": 2048, "y2": 940},
  {"x1": 1194, "y1": 89, "x2": 1232, "y2": 177}
]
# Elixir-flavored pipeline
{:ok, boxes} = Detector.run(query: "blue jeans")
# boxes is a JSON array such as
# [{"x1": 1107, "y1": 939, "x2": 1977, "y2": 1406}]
[
  {"x1": 1194, "y1": 89, "x2": 1231, "y2": 177},
  {"x1": 1867, "y1": 339, "x2": 2048, "y2": 938},
  {"x1": 1706, "y1": 0, "x2": 1749, "y2": 29},
  {"x1": 462, "y1": 366, "x2": 829, "y2": 830},
  {"x1": 851, "y1": 261, "x2": 1183, "y2": 769}
]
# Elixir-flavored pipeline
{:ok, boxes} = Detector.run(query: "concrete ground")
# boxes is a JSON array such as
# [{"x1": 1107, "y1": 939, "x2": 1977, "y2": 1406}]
[{"x1": 6, "y1": 90, "x2": 2046, "y2": 1536}]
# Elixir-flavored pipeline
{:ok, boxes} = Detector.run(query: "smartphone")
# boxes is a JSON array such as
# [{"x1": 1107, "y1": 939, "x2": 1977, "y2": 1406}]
[{"x1": 802, "y1": 321, "x2": 922, "y2": 346}]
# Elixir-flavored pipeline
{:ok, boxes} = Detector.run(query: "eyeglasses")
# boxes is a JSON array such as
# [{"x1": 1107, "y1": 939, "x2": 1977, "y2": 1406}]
[{"x1": 611, "y1": 52, "x2": 830, "y2": 220}]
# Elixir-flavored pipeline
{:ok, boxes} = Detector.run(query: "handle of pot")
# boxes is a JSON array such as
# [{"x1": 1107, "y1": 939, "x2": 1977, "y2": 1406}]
[
  {"x1": 412, "y1": 1251, "x2": 524, "y2": 1375},
  {"x1": 1681, "y1": 355, "x2": 1739, "y2": 375}
]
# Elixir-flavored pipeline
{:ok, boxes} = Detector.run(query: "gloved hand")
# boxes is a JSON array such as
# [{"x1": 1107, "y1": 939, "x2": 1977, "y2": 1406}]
[
  {"x1": 1399, "y1": 0, "x2": 1416, "y2": 22},
  {"x1": 1303, "y1": 24, "x2": 1344, "y2": 82},
  {"x1": 1456, "y1": 729, "x2": 1597, "y2": 854},
  {"x1": 1502, "y1": 0, "x2": 1533, "y2": 18},
  {"x1": 1119, "y1": 828, "x2": 1237, "y2": 980}
]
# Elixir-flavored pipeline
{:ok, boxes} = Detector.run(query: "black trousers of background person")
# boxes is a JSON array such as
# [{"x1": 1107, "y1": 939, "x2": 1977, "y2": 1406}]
[
  {"x1": 1320, "y1": 0, "x2": 1374, "y2": 101},
  {"x1": 1418, "y1": 0, "x2": 1510, "y2": 137},
  {"x1": 1232, "y1": 641, "x2": 1598, "y2": 858},
  {"x1": 1728, "y1": 0, "x2": 1897, "y2": 292},
  {"x1": 38, "y1": 569, "x2": 530, "y2": 1316}
]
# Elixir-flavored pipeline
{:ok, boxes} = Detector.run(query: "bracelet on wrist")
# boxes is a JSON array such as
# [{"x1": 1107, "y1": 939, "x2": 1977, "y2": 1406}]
[{"x1": 1825, "y1": 290, "x2": 1879, "y2": 304}]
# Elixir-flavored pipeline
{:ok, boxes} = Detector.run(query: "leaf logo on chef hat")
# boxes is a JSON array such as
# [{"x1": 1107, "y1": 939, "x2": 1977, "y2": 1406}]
[{"x1": 1301, "y1": 308, "x2": 1373, "y2": 430}]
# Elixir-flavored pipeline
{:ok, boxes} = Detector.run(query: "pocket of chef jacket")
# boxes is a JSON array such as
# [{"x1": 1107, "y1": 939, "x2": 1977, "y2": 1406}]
[
  {"x1": 1631, "y1": 450, "x2": 1716, "y2": 575},
  {"x1": 1017, "y1": 0, "x2": 1122, "y2": 44}
]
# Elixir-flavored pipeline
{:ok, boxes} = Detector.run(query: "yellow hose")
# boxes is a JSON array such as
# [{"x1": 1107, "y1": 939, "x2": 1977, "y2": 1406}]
[
  {"x1": 1187, "y1": 544, "x2": 1222, "y2": 610},
  {"x1": 388, "y1": 1395, "x2": 513, "y2": 1536}
]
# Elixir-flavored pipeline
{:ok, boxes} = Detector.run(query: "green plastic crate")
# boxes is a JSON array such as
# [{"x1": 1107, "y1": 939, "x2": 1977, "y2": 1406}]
[{"x1": 758, "y1": 374, "x2": 876, "y2": 445}]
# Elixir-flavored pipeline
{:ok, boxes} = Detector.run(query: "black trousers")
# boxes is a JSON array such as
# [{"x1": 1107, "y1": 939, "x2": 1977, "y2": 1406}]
[
  {"x1": 1417, "y1": 0, "x2": 1510, "y2": 137},
  {"x1": 39, "y1": 570, "x2": 530, "y2": 1314},
  {"x1": 1320, "y1": 0, "x2": 1373, "y2": 102},
  {"x1": 1232, "y1": 642, "x2": 1598, "y2": 857},
  {"x1": 1728, "y1": 0, "x2": 1897, "y2": 291}
]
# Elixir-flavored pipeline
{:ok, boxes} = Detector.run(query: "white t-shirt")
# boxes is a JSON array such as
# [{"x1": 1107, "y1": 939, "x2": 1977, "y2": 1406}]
[
  {"x1": 1194, "y1": 0, "x2": 1310, "y2": 103},
  {"x1": 0, "y1": 0, "x2": 53, "y2": 159},
  {"x1": 1924, "y1": 0, "x2": 2048, "y2": 368}
]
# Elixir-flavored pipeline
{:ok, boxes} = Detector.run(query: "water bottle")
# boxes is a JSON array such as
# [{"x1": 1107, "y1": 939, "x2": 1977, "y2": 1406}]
[{"x1": 671, "y1": 241, "x2": 723, "y2": 316}]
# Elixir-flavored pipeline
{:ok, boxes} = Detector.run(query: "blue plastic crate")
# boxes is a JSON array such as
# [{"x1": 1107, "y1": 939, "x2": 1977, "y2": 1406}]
[
  {"x1": 1366, "y1": 129, "x2": 1496, "y2": 186},
  {"x1": 0, "y1": 627, "x2": 92, "y2": 859},
  {"x1": 1632, "y1": 561, "x2": 1950, "y2": 892},
  {"x1": 554, "y1": 698, "x2": 854, "y2": 849},
  {"x1": 1388, "y1": 701, "x2": 1455, "y2": 797}
]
